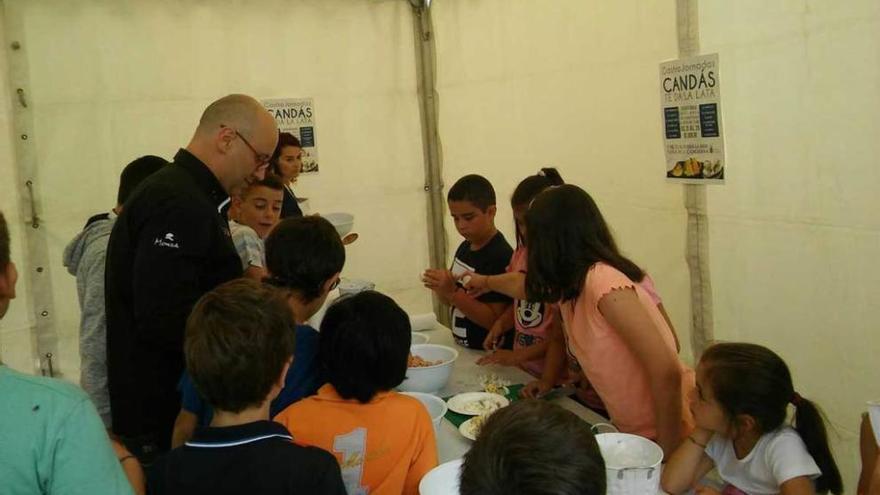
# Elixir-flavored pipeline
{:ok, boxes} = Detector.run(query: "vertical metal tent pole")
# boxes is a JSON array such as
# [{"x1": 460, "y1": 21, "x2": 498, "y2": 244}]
[
  {"x1": 410, "y1": 0, "x2": 450, "y2": 326},
  {"x1": 677, "y1": 0, "x2": 714, "y2": 360},
  {"x1": 2, "y1": 0, "x2": 62, "y2": 376}
]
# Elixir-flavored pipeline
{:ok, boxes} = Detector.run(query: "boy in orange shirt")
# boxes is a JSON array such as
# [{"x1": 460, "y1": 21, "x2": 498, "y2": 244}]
[{"x1": 274, "y1": 291, "x2": 438, "y2": 495}]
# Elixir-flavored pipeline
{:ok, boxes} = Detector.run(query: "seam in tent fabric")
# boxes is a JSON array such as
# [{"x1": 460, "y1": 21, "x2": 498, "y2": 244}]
[
  {"x1": 2, "y1": 0, "x2": 60, "y2": 376},
  {"x1": 411, "y1": 2, "x2": 450, "y2": 326},
  {"x1": 677, "y1": 0, "x2": 714, "y2": 361}
]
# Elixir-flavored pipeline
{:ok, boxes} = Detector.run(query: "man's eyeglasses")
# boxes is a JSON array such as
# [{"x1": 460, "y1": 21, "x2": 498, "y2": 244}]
[{"x1": 221, "y1": 125, "x2": 271, "y2": 165}]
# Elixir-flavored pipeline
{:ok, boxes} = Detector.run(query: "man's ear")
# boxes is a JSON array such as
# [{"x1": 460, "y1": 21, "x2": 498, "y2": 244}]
[
  {"x1": 487, "y1": 204, "x2": 497, "y2": 218},
  {"x1": 216, "y1": 125, "x2": 237, "y2": 154}
]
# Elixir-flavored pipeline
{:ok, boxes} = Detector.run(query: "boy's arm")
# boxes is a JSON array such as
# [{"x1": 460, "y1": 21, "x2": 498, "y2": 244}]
[
  {"x1": 482, "y1": 306, "x2": 515, "y2": 350},
  {"x1": 50, "y1": 399, "x2": 135, "y2": 495},
  {"x1": 171, "y1": 409, "x2": 198, "y2": 448},
  {"x1": 449, "y1": 290, "x2": 509, "y2": 330}
]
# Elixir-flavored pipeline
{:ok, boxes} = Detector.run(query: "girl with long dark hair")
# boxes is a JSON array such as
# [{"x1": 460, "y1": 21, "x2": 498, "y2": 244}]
[
  {"x1": 465, "y1": 184, "x2": 694, "y2": 455},
  {"x1": 662, "y1": 342, "x2": 843, "y2": 495}
]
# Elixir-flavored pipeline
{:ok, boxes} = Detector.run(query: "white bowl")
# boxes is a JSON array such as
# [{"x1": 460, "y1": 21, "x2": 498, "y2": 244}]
[
  {"x1": 399, "y1": 344, "x2": 458, "y2": 394},
  {"x1": 419, "y1": 458, "x2": 462, "y2": 495},
  {"x1": 401, "y1": 391, "x2": 448, "y2": 432},
  {"x1": 411, "y1": 332, "x2": 430, "y2": 345},
  {"x1": 325, "y1": 212, "x2": 354, "y2": 237}
]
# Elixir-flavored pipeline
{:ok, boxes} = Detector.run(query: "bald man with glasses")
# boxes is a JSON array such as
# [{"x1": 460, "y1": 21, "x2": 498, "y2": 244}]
[{"x1": 105, "y1": 94, "x2": 278, "y2": 461}]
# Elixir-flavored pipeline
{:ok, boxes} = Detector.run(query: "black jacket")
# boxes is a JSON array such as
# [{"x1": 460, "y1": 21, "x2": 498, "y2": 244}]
[
  {"x1": 105, "y1": 149, "x2": 242, "y2": 447},
  {"x1": 281, "y1": 185, "x2": 303, "y2": 219}
]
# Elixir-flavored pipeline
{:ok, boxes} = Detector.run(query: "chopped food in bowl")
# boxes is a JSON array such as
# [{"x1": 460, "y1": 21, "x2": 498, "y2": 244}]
[{"x1": 398, "y1": 344, "x2": 458, "y2": 394}]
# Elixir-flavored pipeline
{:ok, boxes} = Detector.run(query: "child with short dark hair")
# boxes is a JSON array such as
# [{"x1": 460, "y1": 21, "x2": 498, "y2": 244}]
[
  {"x1": 423, "y1": 174, "x2": 513, "y2": 349},
  {"x1": 171, "y1": 216, "x2": 344, "y2": 447},
  {"x1": 459, "y1": 399, "x2": 606, "y2": 495},
  {"x1": 149, "y1": 279, "x2": 345, "y2": 495},
  {"x1": 274, "y1": 290, "x2": 438, "y2": 495},
  {"x1": 662, "y1": 342, "x2": 843, "y2": 495},
  {"x1": 227, "y1": 173, "x2": 285, "y2": 280}
]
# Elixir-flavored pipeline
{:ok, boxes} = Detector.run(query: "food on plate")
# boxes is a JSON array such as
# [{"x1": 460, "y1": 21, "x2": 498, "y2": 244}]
[
  {"x1": 463, "y1": 414, "x2": 490, "y2": 439},
  {"x1": 479, "y1": 374, "x2": 510, "y2": 395},
  {"x1": 462, "y1": 398, "x2": 503, "y2": 415},
  {"x1": 408, "y1": 353, "x2": 442, "y2": 368}
]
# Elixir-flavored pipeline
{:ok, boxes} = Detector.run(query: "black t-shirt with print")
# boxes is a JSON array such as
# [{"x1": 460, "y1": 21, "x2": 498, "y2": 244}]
[{"x1": 450, "y1": 231, "x2": 513, "y2": 349}]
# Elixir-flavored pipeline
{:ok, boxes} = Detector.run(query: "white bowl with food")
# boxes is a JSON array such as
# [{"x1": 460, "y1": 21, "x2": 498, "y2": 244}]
[
  {"x1": 324, "y1": 212, "x2": 354, "y2": 237},
  {"x1": 419, "y1": 458, "x2": 462, "y2": 495},
  {"x1": 399, "y1": 344, "x2": 458, "y2": 394},
  {"x1": 411, "y1": 332, "x2": 430, "y2": 345},
  {"x1": 401, "y1": 391, "x2": 448, "y2": 432}
]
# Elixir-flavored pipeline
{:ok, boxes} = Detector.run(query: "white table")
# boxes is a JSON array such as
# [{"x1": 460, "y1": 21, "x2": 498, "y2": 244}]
[{"x1": 420, "y1": 324, "x2": 609, "y2": 463}]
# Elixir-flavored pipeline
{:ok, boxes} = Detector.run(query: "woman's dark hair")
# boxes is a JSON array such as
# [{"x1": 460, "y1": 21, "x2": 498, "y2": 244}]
[
  {"x1": 510, "y1": 167, "x2": 564, "y2": 246},
  {"x1": 460, "y1": 399, "x2": 605, "y2": 495},
  {"x1": 318, "y1": 291, "x2": 411, "y2": 403},
  {"x1": 185, "y1": 279, "x2": 295, "y2": 413},
  {"x1": 701, "y1": 343, "x2": 843, "y2": 494},
  {"x1": 269, "y1": 131, "x2": 302, "y2": 177},
  {"x1": 524, "y1": 184, "x2": 643, "y2": 302},
  {"x1": 264, "y1": 216, "x2": 345, "y2": 302}
]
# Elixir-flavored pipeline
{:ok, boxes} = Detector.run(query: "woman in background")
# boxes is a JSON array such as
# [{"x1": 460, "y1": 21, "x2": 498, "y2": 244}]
[{"x1": 270, "y1": 132, "x2": 305, "y2": 219}]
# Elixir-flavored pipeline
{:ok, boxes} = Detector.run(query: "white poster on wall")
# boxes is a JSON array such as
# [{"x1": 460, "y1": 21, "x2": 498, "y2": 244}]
[
  {"x1": 659, "y1": 53, "x2": 725, "y2": 183},
  {"x1": 262, "y1": 98, "x2": 319, "y2": 174}
]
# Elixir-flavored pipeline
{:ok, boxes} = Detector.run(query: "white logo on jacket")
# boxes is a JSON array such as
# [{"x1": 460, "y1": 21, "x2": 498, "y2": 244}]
[{"x1": 154, "y1": 232, "x2": 180, "y2": 249}]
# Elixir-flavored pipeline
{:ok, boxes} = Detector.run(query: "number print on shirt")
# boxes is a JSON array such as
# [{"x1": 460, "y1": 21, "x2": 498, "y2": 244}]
[{"x1": 333, "y1": 427, "x2": 369, "y2": 495}]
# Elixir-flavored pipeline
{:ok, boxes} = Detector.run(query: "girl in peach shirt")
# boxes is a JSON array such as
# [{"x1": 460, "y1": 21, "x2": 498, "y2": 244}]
[{"x1": 466, "y1": 184, "x2": 694, "y2": 455}]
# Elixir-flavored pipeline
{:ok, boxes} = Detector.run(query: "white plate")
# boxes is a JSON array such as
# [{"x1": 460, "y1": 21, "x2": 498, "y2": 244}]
[
  {"x1": 446, "y1": 392, "x2": 509, "y2": 416},
  {"x1": 459, "y1": 416, "x2": 484, "y2": 441}
]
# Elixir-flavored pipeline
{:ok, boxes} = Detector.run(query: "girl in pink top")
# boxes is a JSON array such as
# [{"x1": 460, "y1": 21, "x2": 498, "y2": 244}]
[
  {"x1": 478, "y1": 169, "x2": 565, "y2": 379},
  {"x1": 466, "y1": 184, "x2": 694, "y2": 456}
]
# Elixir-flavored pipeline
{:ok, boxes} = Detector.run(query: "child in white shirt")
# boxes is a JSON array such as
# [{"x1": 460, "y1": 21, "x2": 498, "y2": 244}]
[{"x1": 661, "y1": 342, "x2": 842, "y2": 495}]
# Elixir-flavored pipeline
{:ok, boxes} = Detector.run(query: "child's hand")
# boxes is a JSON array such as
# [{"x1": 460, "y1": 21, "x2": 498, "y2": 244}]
[
  {"x1": 694, "y1": 485, "x2": 723, "y2": 495},
  {"x1": 482, "y1": 321, "x2": 507, "y2": 350},
  {"x1": 422, "y1": 269, "x2": 457, "y2": 300},
  {"x1": 520, "y1": 379, "x2": 553, "y2": 399},
  {"x1": 477, "y1": 349, "x2": 520, "y2": 367},
  {"x1": 461, "y1": 271, "x2": 490, "y2": 298}
]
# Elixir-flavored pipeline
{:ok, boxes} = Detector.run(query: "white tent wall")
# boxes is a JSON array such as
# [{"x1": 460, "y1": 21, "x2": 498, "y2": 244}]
[
  {"x1": 0, "y1": 0, "x2": 433, "y2": 378},
  {"x1": 431, "y1": 0, "x2": 694, "y2": 361},
  {"x1": 0, "y1": 16, "x2": 36, "y2": 373},
  {"x1": 700, "y1": 0, "x2": 880, "y2": 485}
]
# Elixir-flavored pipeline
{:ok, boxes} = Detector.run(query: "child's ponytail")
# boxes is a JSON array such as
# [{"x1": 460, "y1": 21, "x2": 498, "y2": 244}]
[{"x1": 792, "y1": 395, "x2": 843, "y2": 494}]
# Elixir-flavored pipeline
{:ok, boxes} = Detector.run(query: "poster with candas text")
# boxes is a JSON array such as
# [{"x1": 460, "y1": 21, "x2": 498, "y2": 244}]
[
  {"x1": 262, "y1": 98, "x2": 319, "y2": 174},
  {"x1": 659, "y1": 53, "x2": 725, "y2": 183}
]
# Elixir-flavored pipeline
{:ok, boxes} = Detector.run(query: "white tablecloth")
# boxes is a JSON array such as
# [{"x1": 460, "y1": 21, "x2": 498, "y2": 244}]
[{"x1": 419, "y1": 324, "x2": 608, "y2": 463}]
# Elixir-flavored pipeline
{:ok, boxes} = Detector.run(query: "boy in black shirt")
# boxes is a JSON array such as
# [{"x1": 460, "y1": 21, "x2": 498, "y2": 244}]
[
  {"x1": 148, "y1": 279, "x2": 345, "y2": 495},
  {"x1": 423, "y1": 174, "x2": 513, "y2": 349}
]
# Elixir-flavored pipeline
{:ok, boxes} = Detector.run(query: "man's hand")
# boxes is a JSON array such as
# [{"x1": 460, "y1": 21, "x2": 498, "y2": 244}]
[{"x1": 422, "y1": 269, "x2": 458, "y2": 301}]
